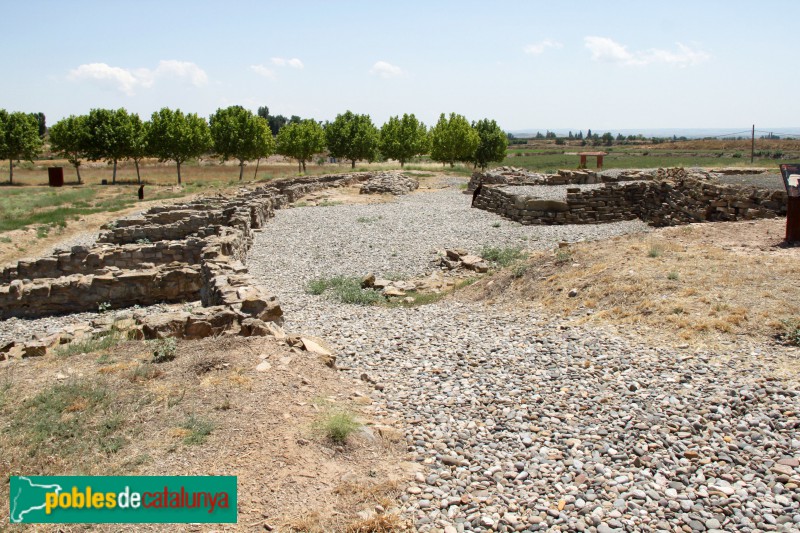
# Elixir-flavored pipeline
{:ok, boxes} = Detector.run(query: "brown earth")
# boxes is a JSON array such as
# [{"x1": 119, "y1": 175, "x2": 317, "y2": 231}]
[
  {"x1": 0, "y1": 336, "x2": 414, "y2": 531},
  {"x1": 461, "y1": 218, "x2": 800, "y2": 364}
]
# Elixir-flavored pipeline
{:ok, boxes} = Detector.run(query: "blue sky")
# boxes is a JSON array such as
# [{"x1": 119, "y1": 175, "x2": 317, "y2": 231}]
[{"x1": 3, "y1": 1, "x2": 798, "y2": 132}]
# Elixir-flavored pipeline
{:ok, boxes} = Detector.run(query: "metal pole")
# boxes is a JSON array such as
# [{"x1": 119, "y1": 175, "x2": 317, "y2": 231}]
[{"x1": 750, "y1": 124, "x2": 755, "y2": 163}]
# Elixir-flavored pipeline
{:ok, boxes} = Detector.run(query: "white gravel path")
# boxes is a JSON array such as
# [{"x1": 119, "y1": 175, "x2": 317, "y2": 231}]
[{"x1": 246, "y1": 185, "x2": 800, "y2": 532}]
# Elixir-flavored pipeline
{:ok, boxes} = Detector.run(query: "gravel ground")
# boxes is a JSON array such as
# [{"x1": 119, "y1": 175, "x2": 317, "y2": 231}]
[
  {"x1": 247, "y1": 186, "x2": 800, "y2": 532},
  {"x1": 497, "y1": 184, "x2": 607, "y2": 200},
  {"x1": 716, "y1": 173, "x2": 785, "y2": 191}
]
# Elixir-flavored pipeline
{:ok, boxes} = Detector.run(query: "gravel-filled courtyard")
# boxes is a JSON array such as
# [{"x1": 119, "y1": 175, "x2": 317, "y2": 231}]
[{"x1": 247, "y1": 184, "x2": 800, "y2": 532}]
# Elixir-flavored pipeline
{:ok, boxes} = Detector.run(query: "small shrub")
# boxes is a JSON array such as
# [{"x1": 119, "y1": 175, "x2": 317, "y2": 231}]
[
  {"x1": 672, "y1": 307, "x2": 685, "y2": 315},
  {"x1": 181, "y1": 415, "x2": 214, "y2": 445},
  {"x1": 315, "y1": 410, "x2": 360, "y2": 444},
  {"x1": 481, "y1": 246, "x2": 525, "y2": 267},
  {"x1": 36, "y1": 225, "x2": 50, "y2": 239},
  {"x1": 555, "y1": 249, "x2": 572, "y2": 265},
  {"x1": 668, "y1": 271, "x2": 679, "y2": 281},
  {"x1": 135, "y1": 238, "x2": 151, "y2": 244},
  {"x1": 773, "y1": 150, "x2": 784, "y2": 159},
  {"x1": 511, "y1": 263, "x2": 530, "y2": 279},
  {"x1": 780, "y1": 318, "x2": 800, "y2": 345},
  {"x1": 0, "y1": 236, "x2": 11, "y2": 243},
  {"x1": 97, "y1": 301, "x2": 112, "y2": 313},
  {"x1": 491, "y1": 222, "x2": 501, "y2": 228},
  {"x1": 732, "y1": 152, "x2": 742, "y2": 159},
  {"x1": 648, "y1": 243, "x2": 663, "y2": 258},
  {"x1": 150, "y1": 337, "x2": 177, "y2": 363}
]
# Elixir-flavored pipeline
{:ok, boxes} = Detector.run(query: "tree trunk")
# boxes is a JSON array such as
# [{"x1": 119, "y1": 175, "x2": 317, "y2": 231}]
[
  {"x1": 176, "y1": 161, "x2": 182, "y2": 185},
  {"x1": 450, "y1": 162, "x2": 454, "y2": 168},
  {"x1": 239, "y1": 161, "x2": 244, "y2": 181},
  {"x1": 351, "y1": 159, "x2": 356, "y2": 169},
  {"x1": 302, "y1": 160, "x2": 306, "y2": 173},
  {"x1": 75, "y1": 164, "x2": 82, "y2": 184},
  {"x1": 112, "y1": 159, "x2": 117, "y2": 184},
  {"x1": 298, "y1": 160, "x2": 301, "y2": 173},
  {"x1": 253, "y1": 158, "x2": 261, "y2": 180},
  {"x1": 134, "y1": 160, "x2": 141, "y2": 184},
  {"x1": 400, "y1": 160, "x2": 405, "y2": 168},
  {"x1": 8, "y1": 160, "x2": 12, "y2": 184}
]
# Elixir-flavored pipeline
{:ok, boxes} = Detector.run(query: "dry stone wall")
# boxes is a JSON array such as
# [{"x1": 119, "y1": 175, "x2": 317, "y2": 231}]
[
  {"x1": 0, "y1": 171, "x2": 375, "y2": 326},
  {"x1": 466, "y1": 166, "x2": 681, "y2": 192},
  {"x1": 473, "y1": 176, "x2": 787, "y2": 227}
]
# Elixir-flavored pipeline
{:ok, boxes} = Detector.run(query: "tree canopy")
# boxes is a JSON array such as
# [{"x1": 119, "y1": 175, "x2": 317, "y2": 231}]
[
  {"x1": 429, "y1": 113, "x2": 479, "y2": 167},
  {"x1": 0, "y1": 110, "x2": 43, "y2": 183},
  {"x1": 276, "y1": 119, "x2": 326, "y2": 173},
  {"x1": 210, "y1": 106, "x2": 275, "y2": 180},
  {"x1": 147, "y1": 108, "x2": 212, "y2": 184},
  {"x1": 471, "y1": 118, "x2": 508, "y2": 170},
  {"x1": 85, "y1": 108, "x2": 134, "y2": 183},
  {"x1": 49, "y1": 115, "x2": 90, "y2": 183},
  {"x1": 325, "y1": 111, "x2": 379, "y2": 168},
  {"x1": 127, "y1": 114, "x2": 150, "y2": 183},
  {"x1": 379, "y1": 114, "x2": 429, "y2": 168}
]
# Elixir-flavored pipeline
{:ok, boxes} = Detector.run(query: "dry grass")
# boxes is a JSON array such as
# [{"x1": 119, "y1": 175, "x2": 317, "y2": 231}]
[
  {"x1": 464, "y1": 219, "x2": 800, "y2": 351},
  {"x1": 0, "y1": 335, "x2": 411, "y2": 530}
]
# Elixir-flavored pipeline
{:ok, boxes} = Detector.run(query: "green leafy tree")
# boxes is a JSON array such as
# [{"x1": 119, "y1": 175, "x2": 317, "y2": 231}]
[
  {"x1": 127, "y1": 114, "x2": 150, "y2": 184},
  {"x1": 379, "y1": 114, "x2": 429, "y2": 168},
  {"x1": 0, "y1": 110, "x2": 43, "y2": 184},
  {"x1": 471, "y1": 118, "x2": 508, "y2": 170},
  {"x1": 85, "y1": 108, "x2": 134, "y2": 184},
  {"x1": 324, "y1": 111, "x2": 379, "y2": 168},
  {"x1": 31, "y1": 112, "x2": 46, "y2": 138},
  {"x1": 276, "y1": 119, "x2": 326, "y2": 173},
  {"x1": 210, "y1": 106, "x2": 275, "y2": 180},
  {"x1": 147, "y1": 108, "x2": 212, "y2": 184},
  {"x1": 49, "y1": 115, "x2": 90, "y2": 183},
  {"x1": 429, "y1": 113, "x2": 479, "y2": 168}
]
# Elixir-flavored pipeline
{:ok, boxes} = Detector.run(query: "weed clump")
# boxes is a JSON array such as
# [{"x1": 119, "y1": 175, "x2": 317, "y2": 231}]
[
  {"x1": 481, "y1": 246, "x2": 525, "y2": 267},
  {"x1": 315, "y1": 410, "x2": 361, "y2": 444},
  {"x1": 306, "y1": 276, "x2": 382, "y2": 305},
  {"x1": 150, "y1": 337, "x2": 177, "y2": 363}
]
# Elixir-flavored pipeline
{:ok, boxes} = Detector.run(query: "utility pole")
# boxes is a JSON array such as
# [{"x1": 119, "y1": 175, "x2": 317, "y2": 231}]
[{"x1": 751, "y1": 124, "x2": 755, "y2": 163}]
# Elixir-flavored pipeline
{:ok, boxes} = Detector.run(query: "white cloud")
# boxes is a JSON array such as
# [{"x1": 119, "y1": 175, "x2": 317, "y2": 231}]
[
  {"x1": 270, "y1": 57, "x2": 304, "y2": 69},
  {"x1": 523, "y1": 39, "x2": 563, "y2": 55},
  {"x1": 68, "y1": 60, "x2": 208, "y2": 95},
  {"x1": 584, "y1": 36, "x2": 710, "y2": 67},
  {"x1": 154, "y1": 60, "x2": 208, "y2": 86},
  {"x1": 370, "y1": 60, "x2": 404, "y2": 79},
  {"x1": 250, "y1": 64, "x2": 276, "y2": 79},
  {"x1": 67, "y1": 63, "x2": 140, "y2": 95}
]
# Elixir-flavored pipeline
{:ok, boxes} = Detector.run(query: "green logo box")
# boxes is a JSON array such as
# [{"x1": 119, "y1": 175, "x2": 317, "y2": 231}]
[{"x1": 9, "y1": 476, "x2": 237, "y2": 524}]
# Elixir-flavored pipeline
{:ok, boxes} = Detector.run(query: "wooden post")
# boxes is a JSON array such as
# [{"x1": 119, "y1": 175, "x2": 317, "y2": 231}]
[
  {"x1": 787, "y1": 197, "x2": 800, "y2": 243},
  {"x1": 751, "y1": 124, "x2": 755, "y2": 163}
]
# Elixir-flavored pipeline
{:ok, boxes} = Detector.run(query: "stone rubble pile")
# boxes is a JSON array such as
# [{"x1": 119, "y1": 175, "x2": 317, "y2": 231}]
[
  {"x1": 360, "y1": 172, "x2": 420, "y2": 195},
  {"x1": 438, "y1": 249, "x2": 490, "y2": 273}
]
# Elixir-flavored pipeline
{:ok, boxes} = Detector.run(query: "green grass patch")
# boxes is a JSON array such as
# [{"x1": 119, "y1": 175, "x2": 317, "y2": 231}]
[
  {"x1": 648, "y1": 243, "x2": 663, "y2": 258},
  {"x1": 306, "y1": 276, "x2": 383, "y2": 305},
  {"x1": 480, "y1": 246, "x2": 526, "y2": 267},
  {"x1": 314, "y1": 409, "x2": 360, "y2": 444},
  {"x1": 7, "y1": 379, "x2": 127, "y2": 457},
  {"x1": 55, "y1": 329, "x2": 126, "y2": 357},
  {"x1": 181, "y1": 415, "x2": 214, "y2": 445}
]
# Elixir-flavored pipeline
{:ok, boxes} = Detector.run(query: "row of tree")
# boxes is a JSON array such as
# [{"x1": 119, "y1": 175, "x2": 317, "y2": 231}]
[{"x1": 1, "y1": 106, "x2": 508, "y2": 184}]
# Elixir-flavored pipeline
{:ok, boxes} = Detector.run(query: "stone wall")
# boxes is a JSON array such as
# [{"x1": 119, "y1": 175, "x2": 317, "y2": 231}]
[
  {"x1": 473, "y1": 178, "x2": 787, "y2": 227},
  {"x1": 0, "y1": 171, "x2": 380, "y2": 326}
]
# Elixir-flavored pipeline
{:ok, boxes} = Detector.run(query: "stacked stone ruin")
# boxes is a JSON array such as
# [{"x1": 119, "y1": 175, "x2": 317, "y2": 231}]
[
  {"x1": 472, "y1": 169, "x2": 787, "y2": 226},
  {"x1": 465, "y1": 166, "x2": 686, "y2": 192},
  {"x1": 0, "y1": 172, "x2": 385, "y2": 355}
]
